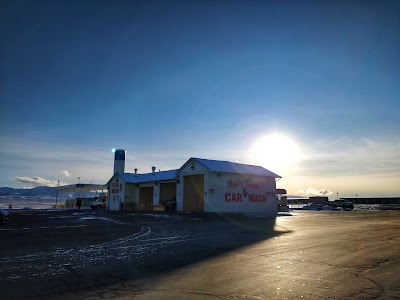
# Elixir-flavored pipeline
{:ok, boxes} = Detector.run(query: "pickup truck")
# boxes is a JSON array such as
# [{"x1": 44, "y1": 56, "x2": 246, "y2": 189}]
[{"x1": 90, "y1": 197, "x2": 107, "y2": 209}]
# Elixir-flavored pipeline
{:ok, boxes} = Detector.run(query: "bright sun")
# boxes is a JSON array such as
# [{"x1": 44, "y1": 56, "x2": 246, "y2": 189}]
[{"x1": 249, "y1": 133, "x2": 301, "y2": 173}]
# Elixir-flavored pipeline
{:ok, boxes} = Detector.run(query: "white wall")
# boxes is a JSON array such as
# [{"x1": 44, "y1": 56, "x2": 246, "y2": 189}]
[
  {"x1": 153, "y1": 183, "x2": 160, "y2": 205},
  {"x1": 207, "y1": 172, "x2": 277, "y2": 215},
  {"x1": 176, "y1": 158, "x2": 277, "y2": 215},
  {"x1": 108, "y1": 175, "x2": 125, "y2": 211}
]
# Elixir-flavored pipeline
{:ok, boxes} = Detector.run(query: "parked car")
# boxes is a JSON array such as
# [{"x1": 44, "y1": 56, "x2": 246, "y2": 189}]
[
  {"x1": 90, "y1": 197, "x2": 107, "y2": 209},
  {"x1": 0, "y1": 209, "x2": 9, "y2": 224}
]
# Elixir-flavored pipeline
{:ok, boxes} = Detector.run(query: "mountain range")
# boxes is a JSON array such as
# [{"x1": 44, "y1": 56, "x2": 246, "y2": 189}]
[{"x1": 0, "y1": 186, "x2": 56, "y2": 197}]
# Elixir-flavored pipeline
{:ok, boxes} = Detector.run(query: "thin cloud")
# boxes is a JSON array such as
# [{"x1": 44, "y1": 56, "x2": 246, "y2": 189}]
[
  {"x1": 298, "y1": 137, "x2": 400, "y2": 177},
  {"x1": 61, "y1": 170, "x2": 70, "y2": 177},
  {"x1": 15, "y1": 176, "x2": 67, "y2": 187}
]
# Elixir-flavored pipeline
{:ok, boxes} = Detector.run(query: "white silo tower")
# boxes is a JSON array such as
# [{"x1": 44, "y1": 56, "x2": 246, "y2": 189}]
[{"x1": 113, "y1": 149, "x2": 126, "y2": 174}]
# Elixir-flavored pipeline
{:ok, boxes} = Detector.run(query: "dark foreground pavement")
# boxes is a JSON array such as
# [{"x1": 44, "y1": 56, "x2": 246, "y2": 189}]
[{"x1": 1, "y1": 210, "x2": 399, "y2": 299}]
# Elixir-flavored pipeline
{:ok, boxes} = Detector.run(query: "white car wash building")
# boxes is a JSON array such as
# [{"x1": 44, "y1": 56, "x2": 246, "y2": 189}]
[
  {"x1": 107, "y1": 169, "x2": 178, "y2": 211},
  {"x1": 176, "y1": 157, "x2": 280, "y2": 214},
  {"x1": 106, "y1": 149, "x2": 281, "y2": 215}
]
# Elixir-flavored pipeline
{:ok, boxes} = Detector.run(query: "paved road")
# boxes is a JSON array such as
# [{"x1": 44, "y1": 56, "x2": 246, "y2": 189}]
[{"x1": 1, "y1": 210, "x2": 399, "y2": 299}]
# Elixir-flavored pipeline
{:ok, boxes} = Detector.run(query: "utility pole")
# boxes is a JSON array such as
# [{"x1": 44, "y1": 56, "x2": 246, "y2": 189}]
[{"x1": 56, "y1": 180, "x2": 60, "y2": 208}]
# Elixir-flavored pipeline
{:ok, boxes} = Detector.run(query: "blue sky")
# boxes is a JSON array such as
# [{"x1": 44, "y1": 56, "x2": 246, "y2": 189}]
[{"x1": 1, "y1": 0, "x2": 399, "y2": 198}]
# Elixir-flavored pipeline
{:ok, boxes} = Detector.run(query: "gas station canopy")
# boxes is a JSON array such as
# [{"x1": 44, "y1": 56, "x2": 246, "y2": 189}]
[{"x1": 55, "y1": 183, "x2": 107, "y2": 192}]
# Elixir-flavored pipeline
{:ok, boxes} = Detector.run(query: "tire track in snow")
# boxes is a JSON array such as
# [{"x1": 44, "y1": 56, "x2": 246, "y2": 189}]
[{"x1": 0, "y1": 226, "x2": 151, "y2": 280}]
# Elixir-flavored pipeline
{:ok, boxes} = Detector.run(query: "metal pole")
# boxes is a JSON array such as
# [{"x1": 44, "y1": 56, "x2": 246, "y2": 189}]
[{"x1": 55, "y1": 180, "x2": 60, "y2": 208}]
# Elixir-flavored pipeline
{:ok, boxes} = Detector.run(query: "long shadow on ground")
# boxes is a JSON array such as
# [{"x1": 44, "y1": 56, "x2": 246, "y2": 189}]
[{"x1": 0, "y1": 210, "x2": 291, "y2": 299}]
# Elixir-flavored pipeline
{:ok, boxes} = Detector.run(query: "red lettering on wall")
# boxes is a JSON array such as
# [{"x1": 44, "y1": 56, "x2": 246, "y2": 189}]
[
  {"x1": 248, "y1": 194, "x2": 267, "y2": 203},
  {"x1": 246, "y1": 183, "x2": 260, "y2": 190},
  {"x1": 248, "y1": 194, "x2": 254, "y2": 202},
  {"x1": 228, "y1": 179, "x2": 243, "y2": 189},
  {"x1": 225, "y1": 193, "x2": 244, "y2": 203},
  {"x1": 231, "y1": 193, "x2": 237, "y2": 202},
  {"x1": 225, "y1": 193, "x2": 266, "y2": 203},
  {"x1": 225, "y1": 193, "x2": 231, "y2": 202},
  {"x1": 237, "y1": 193, "x2": 243, "y2": 202},
  {"x1": 227, "y1": 178, "x2": 260, "y2": 190}
]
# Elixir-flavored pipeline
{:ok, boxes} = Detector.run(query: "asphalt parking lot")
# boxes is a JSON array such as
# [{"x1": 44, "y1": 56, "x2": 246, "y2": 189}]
[{"x1": 1, "y1": 209, "x2": 399, "y2": 299}]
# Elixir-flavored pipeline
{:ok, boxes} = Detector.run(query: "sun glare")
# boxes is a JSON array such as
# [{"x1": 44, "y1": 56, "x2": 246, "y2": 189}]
[{"x1": 249, "y1": 133, "x2": 301, "y2": 173}]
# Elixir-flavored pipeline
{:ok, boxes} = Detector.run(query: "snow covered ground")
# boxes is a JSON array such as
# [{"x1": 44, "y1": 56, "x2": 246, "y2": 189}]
[
  {"x1": 0, "y1": 195, "x2": 395, "y2": 212},
  {"x1": 0, "y1": 196, "x2": 56, "y2": 209},
  {"x1": 289, "y1": 203, "x2": 382, "y2": 211}
]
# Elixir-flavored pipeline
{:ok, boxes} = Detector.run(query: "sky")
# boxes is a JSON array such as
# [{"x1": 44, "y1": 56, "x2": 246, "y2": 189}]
[{"x1": 1, "y1": 0, "x2": 399, "y2": 198}]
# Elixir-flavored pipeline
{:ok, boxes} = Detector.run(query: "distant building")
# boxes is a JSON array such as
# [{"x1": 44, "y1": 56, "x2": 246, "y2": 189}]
[
  {"x1": 55, "y1": 184, "x2": 107, "y2": 208},
  {"x1": 287, "y1": 198, "x2": 309, "y2": 205},
  {"x1": 309, "y1": 196, "x2": 328, "y2": 204}
]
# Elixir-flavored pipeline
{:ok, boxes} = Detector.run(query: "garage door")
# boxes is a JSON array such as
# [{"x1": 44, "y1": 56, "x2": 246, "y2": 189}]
[
  {"x1": 139, "y1": 187, "x2": 154, "y2": 211},
  {"x1": 183, "y1": 174, "x2": 204, "y2": 212},
  {"x1": 160, "y1": 182, "x2": 177, "y2": 203}
]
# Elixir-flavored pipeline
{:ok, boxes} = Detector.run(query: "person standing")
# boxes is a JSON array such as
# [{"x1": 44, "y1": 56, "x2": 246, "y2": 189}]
[{"x1": 76, "y1": 199, "x2": 82, "y2": 210}]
